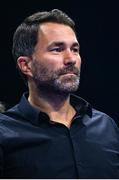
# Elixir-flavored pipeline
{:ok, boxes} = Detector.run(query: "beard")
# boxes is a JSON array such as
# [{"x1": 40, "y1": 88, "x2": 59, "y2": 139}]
[{"x1": 31, "y1": 59, "x2": 80, "y2": 94}]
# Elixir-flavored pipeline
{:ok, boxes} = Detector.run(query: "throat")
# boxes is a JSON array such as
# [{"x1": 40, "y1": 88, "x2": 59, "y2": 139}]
[
  {"x1": 28, "y1": 85, "x2": 76, "y2": 128},
  {"x1": 49, "y1": 105, "x2": 76, "y2": 128}
]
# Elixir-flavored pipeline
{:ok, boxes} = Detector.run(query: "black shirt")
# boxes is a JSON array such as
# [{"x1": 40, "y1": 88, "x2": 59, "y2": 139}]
[{"x1": 0, "y1": 93, "x2": 119, "y2": 178}]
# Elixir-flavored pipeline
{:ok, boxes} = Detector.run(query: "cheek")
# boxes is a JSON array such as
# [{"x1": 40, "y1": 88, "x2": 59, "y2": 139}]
[{"x1": 43, "y1": 55, "x2": 62, "y2": 69}]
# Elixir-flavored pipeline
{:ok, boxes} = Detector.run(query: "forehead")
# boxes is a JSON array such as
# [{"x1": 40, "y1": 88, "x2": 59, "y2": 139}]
[{"x1": 38, "y1": 22, "x2": 78, "y2": 43}]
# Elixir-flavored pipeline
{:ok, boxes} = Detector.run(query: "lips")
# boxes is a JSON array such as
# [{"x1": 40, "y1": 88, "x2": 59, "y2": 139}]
[
  {"x1": 61, "y1": 70, "x2": 79, "y2": 76},
  {"x1": 61, "y1": 72, "x2": 77, "y2": 75},
  {"x1": 56, "y1": 66, "x2": 80, "y2": 77}
]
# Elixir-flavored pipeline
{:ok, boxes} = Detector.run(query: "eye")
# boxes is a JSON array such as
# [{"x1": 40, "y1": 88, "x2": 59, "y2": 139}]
[
  {"x1": 50, "y1": 47, "x2": 63, "y2": 52},
  {"x1": 72, "y1": 47, "x2": 79, "y2": 53}
]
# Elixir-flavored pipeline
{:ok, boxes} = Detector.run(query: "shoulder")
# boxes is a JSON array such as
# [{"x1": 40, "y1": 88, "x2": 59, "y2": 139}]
[
  {"x1": 91, "y1": 108, "x2": 119, "y2": 136},
  {"x1": 0, "y1": 104, "x2": 23, "y2": 132},
  {"x1": 0, "y1": 104, "x2": 19, "y2": 121},
  {"x1": 92, "y1": 108, "x2": 117, "y2": 126},
  {"x1": 82, "y1": 107, "x2": 119, "y2": 146},
  {"x1": 0, "y1": 104, "x2": 17, "y2": 122}
]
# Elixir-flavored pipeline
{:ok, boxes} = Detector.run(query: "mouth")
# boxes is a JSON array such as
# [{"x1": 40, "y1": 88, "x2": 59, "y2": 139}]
[
  {"x1": 57, "y1": 66, "x2": 80, "y2": 77},
  {"x1": 62, "y1": 73, "x2": 76, "y2": 75},
  {"x1": 61, "y1": 72, "x2": 78, "y2": 76},
  {"x1": 59, "y1": 73, "x2": 78, "y2": 80}
]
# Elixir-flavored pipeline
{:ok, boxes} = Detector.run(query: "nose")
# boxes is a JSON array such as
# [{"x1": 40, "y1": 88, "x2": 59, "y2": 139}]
[{"x1": 63, "y1": 49, "x2": 77, "y2": 66}]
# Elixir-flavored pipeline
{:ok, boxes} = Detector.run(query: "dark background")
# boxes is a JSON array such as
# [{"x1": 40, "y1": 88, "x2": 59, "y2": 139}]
[{"x1": 0, "y1": 1, "x2": 119, "y2": 125}]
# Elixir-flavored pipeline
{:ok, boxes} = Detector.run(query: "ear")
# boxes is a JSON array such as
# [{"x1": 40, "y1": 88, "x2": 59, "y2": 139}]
[{"x1": 17, "y1": 56, "x2": 33, "y2": 77}]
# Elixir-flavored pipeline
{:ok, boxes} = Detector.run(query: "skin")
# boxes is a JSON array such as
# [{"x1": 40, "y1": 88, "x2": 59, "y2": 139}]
[{"x1": 17, "y1": 22, "x2": 81, "y2": 128}]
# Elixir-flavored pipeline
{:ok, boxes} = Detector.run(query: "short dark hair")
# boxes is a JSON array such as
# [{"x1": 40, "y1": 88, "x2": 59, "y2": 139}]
[{"x1": 12, "y1": 9, "x2": 76, "y2": 62}]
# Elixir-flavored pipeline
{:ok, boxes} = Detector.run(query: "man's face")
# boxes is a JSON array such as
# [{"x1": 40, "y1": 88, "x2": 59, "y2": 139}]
[{"x1": 31, "y1": 22, "x2": 81, "y2": 93}]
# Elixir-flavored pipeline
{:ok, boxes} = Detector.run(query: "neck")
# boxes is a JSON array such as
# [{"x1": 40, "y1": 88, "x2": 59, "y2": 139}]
[{"x1": 28, "y1": 82, "x2": 76, "y2": 128}]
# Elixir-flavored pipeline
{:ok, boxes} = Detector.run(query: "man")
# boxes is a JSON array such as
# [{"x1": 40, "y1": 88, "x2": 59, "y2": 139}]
[{"x1": 0, "y1": 9, "x2": 119, "y2": 179}]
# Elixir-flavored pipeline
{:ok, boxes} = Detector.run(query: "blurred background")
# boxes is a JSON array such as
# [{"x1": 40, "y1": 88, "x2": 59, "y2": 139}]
[{"x1": 0, "y1": 0, "x2": 119, "y2": 125}]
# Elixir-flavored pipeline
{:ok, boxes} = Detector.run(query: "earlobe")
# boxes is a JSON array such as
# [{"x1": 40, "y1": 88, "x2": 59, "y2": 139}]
[{"x1": 17, "y1": 56, "x2": 33, "y2": 77}]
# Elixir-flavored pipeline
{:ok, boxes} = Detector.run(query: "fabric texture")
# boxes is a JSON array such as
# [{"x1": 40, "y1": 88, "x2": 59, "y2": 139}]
[{"x1": 0, "y1": 93, "x2": 119, "y2": 178}]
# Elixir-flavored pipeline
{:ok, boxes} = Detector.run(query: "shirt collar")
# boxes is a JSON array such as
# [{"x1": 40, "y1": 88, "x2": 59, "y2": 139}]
[
  {"x1": 18, "y1": 92, "x2": 92, "y2": 125},
  {"x1": 70, "y1": 94, "x2": 92, "y2": 118}
]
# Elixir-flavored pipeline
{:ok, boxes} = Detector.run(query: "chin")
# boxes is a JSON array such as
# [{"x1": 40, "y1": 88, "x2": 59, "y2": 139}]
[
  {"x1": 55, "y1": 84, "x2": 79, "y2": 93},
  {"x1": 53, "y1": 78, "x2": 80, "y2": 93}
]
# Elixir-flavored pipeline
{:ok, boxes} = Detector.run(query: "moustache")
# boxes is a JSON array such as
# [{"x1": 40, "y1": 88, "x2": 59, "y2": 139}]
[{"x1": 56, "y1": 66, "x2": 80, "y2": 76}]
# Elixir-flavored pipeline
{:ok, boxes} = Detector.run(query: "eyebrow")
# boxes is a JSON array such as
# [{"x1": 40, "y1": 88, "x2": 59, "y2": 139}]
[{"x1": 47, "y1": 41, "x2": 80, "y2": 48}]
